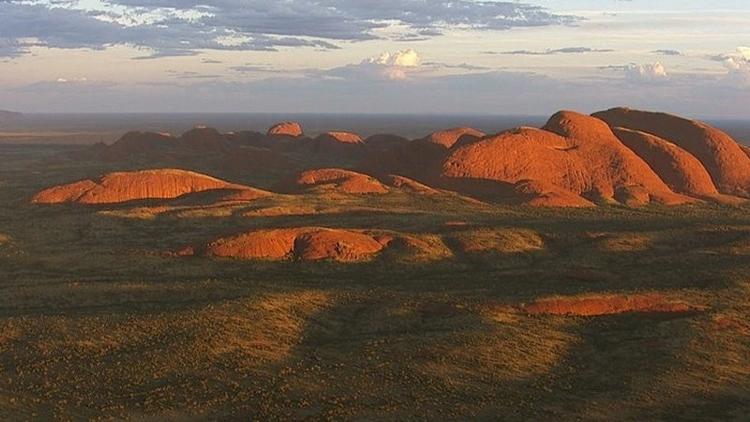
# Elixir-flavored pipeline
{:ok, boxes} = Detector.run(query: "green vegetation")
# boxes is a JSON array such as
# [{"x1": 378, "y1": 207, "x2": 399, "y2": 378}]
[{"x1": 0, "y1": 145, "x2": 749, "y2": 420}]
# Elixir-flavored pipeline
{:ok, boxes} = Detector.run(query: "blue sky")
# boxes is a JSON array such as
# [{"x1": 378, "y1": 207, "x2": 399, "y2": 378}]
[{"x1": 0, "y1": 0, "x2": 748, "y2": 117}]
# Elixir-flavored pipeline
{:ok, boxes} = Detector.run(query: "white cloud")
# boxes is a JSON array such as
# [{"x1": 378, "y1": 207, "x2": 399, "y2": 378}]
[
  {"x1": 364, "y1": 49, "x2": 421, "y2": 68},
  {"x1": 325, "y1": 49, "x2": 424, "y2": 81},
  {"x1": 714, "y1": 47, "x2": 750, "y2": 87},
  {"x1": 625, "y1": 62, "x2": 668, "y2": 82}
]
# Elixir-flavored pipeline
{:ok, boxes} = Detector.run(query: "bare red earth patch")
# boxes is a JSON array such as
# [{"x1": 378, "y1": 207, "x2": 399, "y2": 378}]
[{"x1": 521, "y1": 294, "x2": 703, "y2": 317}]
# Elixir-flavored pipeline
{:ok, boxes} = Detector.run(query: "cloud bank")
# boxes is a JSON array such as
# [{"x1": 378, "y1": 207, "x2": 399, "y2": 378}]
[{"x1": 0, "y1": 0, "x2": 578, "y2": 58}]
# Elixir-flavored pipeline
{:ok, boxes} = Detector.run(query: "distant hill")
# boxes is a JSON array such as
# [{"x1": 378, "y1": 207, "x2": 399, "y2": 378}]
[{"x1": 0, "y1": 110, "x2": 23, "y2": 121}]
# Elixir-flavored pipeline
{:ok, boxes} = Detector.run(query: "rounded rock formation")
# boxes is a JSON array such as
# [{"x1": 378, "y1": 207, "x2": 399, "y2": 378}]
[
  {"x1": 32, "y1": 169, "x2": 249, "y2": 204},
  {"x1": 441, "y1": 111, "x2": 692, "y2": 206},
  {"x1": 109, "y1": 131, "x2": 175, "y2": 156},
  {"x1": 420, "y1": 127, "x2": 485, "y2": 149},
  {"x1": 280, "y1": 168, "x2": 388, "y2": 194},
  {"x1": 179, "y1": 126, "x2": 227, "y2": 150},
  {"x1": 513, "y1": 180, "x2": 595, "y2": 208},
  {"x1": 203, "y1": 227, "x2": 385, "y2": 262},
  {"x1": 310, "y1": 131, "x2": 366, "y2": 157},
  {"x1": 611, "y1": 127, "x2": 719, "y2": 197},
  {"x1": 267, "y1": 121, "x2": 304, "y2": 138},
  {"x1": 384, "y1": 175, "x2": 441, "y2": 195},
  {"x1": 363, "y1": 134, "x2": 410, "y2": 153},
  {"x1": 593, "y1": 107, "x2": 750, "y2": 197}
]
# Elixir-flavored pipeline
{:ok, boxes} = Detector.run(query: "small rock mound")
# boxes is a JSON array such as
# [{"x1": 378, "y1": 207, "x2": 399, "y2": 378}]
[
  {"x1": 310, "y1": 131, "x2": 366, "y2": 156},
  {"x1": 294, "y1": 229, "x2": 384, "y2": 262},
  {"x1": 172, "y1": 187, "x2": 272, "y2": 206},
  {"x1": 32, "y1": 169, "x2": 248, "y2": 204},
  {"x1": 205, "y1": 229, "x2": 300, "y2": 260},
  {"x1": 280, "y1": 168, "x2": 388, "y2": 194},
  {"x1": 109, "y1": 131, "x2": 175, "y2": 155},
  {"x1": 317, "y1": 131, "x2": 364, "y2": 145},
  {"x1": 594, "y1": 107, "x2": 750, "y2": 197},
  {"x1": 203, "y1": 228, "x2": 384, "y2": 262},
  {"x1": 179, "y1": 126, "x2": 226, "y2": 150},
  {"x1": 384, "y1": 175, "x2": 441, "y2": 195},
  {"x1": 363, "y1": 134, "x2": 410, "y2": 152},
  {"x1": 421, "y1": 127, "x2": 485, "y2": 149},
  {"x1": 521, "y1": 293, "x2": 702, "y2": 317},
  {"x1": 513, "y1": 180, "x2": 595, "y2": 208},
  {"x1": 267, "y1": 121, "x2": 304, "y2": 137}
]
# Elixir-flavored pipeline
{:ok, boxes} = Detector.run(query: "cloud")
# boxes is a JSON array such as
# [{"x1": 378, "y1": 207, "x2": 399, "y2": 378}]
[
  {"x1": 165, "y1": 70, "x2": 221, "y2": 79},
  {"x1": 6, "y1": 64, "x2": 750, "y2": 119},
  {"x1": 495, "y1": 47, "x2": 614, "y2": 56},
  {"x1": 423, "y1": 62, "x2": 490, "y2": 71},
  {"x1": 626, "y1": 62, "x2": 668, "y2": 81},
  {"x1": 229, "y1": 64, "x2": 275, "y2": 73},
  {"x1": 324, "y1": 49, "x2": 424, "y2": 81},
  {"x1": 652, "y1": 49, "x2": 682, "y2": 56},
  {"x1": 602, "y1": 62, "x2": 668, "y2": 83},
  {"x1": 0, "y1": 0, "x2": 578, "y2": 58},
  {"x1": 707, "y1": 47, "x2": 750, "y2": 87}
]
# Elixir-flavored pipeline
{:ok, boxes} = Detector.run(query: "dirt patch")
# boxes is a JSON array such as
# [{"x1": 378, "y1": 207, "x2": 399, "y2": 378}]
[{"x1": 521, "y1": 293, "x2": 703, "y2": 317}]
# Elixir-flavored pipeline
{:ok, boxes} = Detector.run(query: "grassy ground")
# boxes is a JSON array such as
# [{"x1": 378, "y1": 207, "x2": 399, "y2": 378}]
[{"x1": 0, "y1": 145, "x2": 749, "y2": 420}]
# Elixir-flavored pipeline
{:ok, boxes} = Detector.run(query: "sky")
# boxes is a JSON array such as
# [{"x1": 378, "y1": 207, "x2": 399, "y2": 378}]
[{"x1": 0, "y1": 0, "x2": 749, "y2": 118}]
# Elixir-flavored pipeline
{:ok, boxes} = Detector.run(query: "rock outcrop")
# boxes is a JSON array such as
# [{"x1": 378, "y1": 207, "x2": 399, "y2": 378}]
[
  {"x1": 309, "y1": 131, "x2": 365, "y2": 157},
  {"x1": 611, "y1": 127, "x2": 719, "y2": 198},
  {"x1": 280, "y1": 168, "x2": 388, "y2": 194},
  {"x1": 203, "y1": 228, "x2": 385, "y2": 262},
  {"x1": 420, "y1": 127, "x2": 485, "y2": 149},
  {"x1": 32, "y1": 169, "x2": 249, "y2": 204},
  {"x1": 594, "y1": 107, "x2": 750, "y2": 197},
  {"x1": 442, "y1": 111, "x2": 692, "y2": 206},
  {"x1": 267, "y1": 121, "x2": 304, "y2": 138}
]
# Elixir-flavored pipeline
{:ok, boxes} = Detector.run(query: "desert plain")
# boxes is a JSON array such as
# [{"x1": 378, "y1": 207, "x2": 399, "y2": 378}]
[{"x1": 0, "y1": 108, "x2": 749, "y2": 420}]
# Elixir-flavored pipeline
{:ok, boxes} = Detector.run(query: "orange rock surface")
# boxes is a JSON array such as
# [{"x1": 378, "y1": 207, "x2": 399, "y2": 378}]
[
  {"x1": 267, "y1": 121, "x2": 304, "y2": 137},
  {"x1": 281, "y1": 168, "x2": 388, "y2": 194},
  {"x1": 310, "y1": 131, "x2": 366, "y2": 156},
  {"x1": 203, "y1": 227, "x2": 384, "y2": 262},
  {"x1": 32, "y1": 169, "x2": 248, "y2": 204},
  {"x1": 594, "y1": 107, "x2": 750, "y2": 197},
  {"x1": 513, "y1": 180, "x2": 595, "y2": 208},
  {"x1": 442, "y1": 111, "x2": 692, "y2": 206},
  {"x1": 384, "y1": 175, "x2": 441, "y2": 195},
  {"x1": 611, "y1": 127, "x2": 719, "y2": 197},
  {"x1": 420, "y1": 127, "x2": 485, "y2": 149}
]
